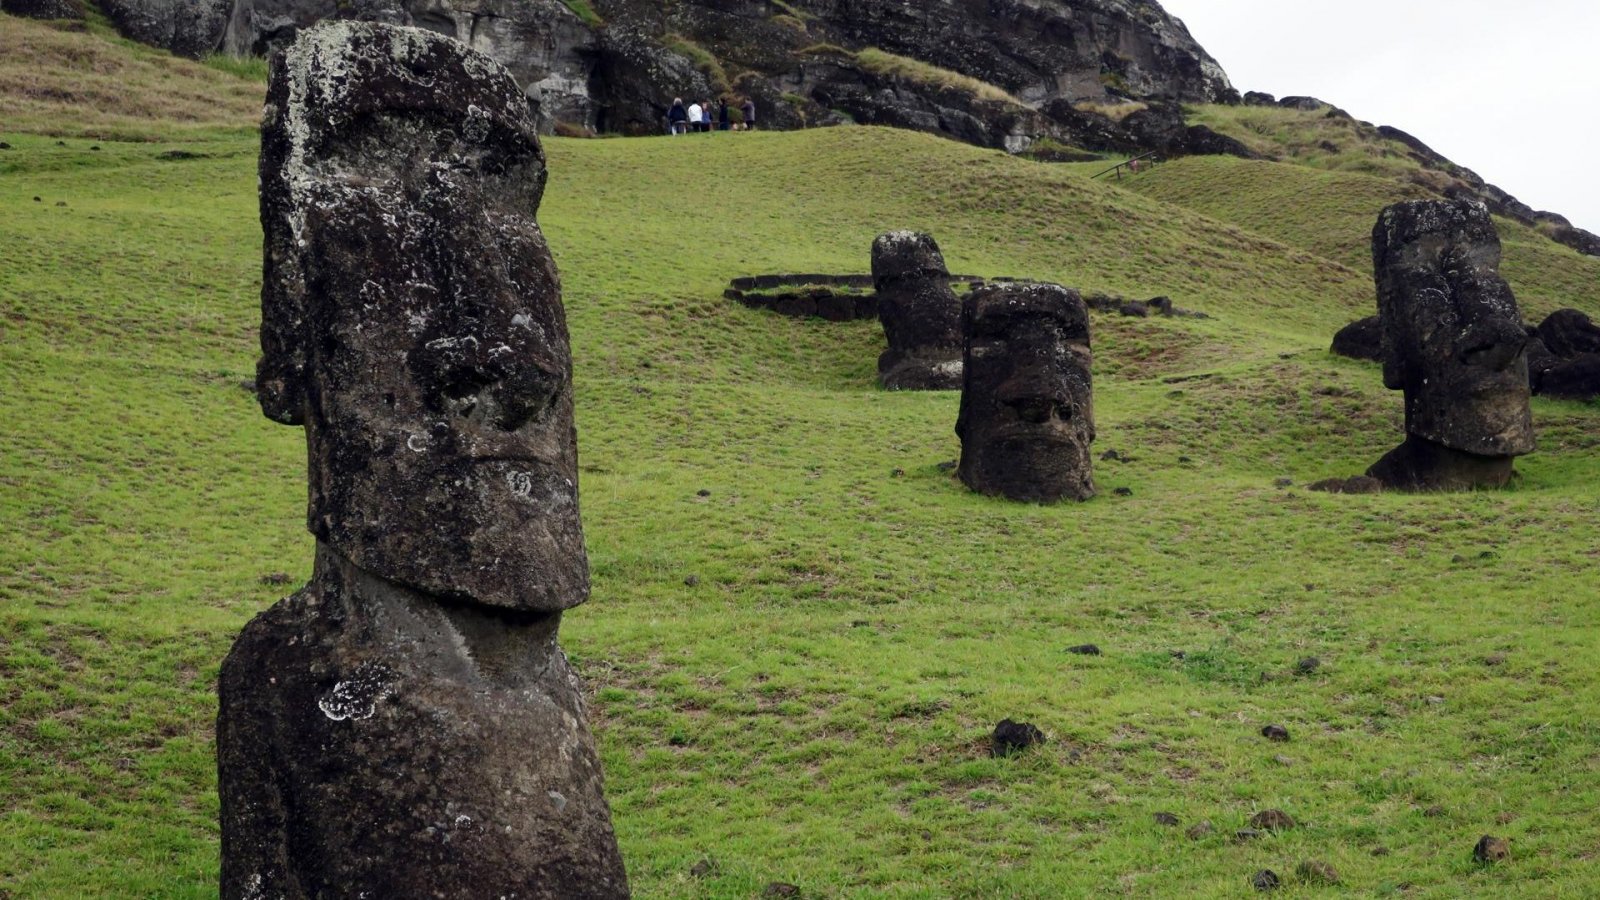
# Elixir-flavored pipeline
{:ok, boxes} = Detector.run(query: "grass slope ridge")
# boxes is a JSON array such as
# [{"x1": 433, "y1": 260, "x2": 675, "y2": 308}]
[{"x1": 4, "y1": 19, "x2": 1600, "y2": 898}]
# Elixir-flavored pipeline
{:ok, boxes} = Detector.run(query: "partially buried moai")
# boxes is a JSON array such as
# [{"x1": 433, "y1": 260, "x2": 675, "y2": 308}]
[
  {"x1": 957, "y1": 283, "x2": 1096, "y2": 502},
  {"x1": 872, "y1": 231, "x2": 964, "y2": 390},
  {"x1": 216, "y1": 22, "x2": 628, "y2": 899},
  {"x1": 1367, "y1": 199, "x2": 1534, "y2": 490}
]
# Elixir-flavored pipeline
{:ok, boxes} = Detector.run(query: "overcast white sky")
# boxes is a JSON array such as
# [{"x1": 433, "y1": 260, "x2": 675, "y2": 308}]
[{"x1": 1167, "y1": 0, "x2": 1600, "y2": 233}]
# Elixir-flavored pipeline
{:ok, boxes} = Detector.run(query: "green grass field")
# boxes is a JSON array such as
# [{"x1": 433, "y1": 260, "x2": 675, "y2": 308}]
[{"x1": 4, "y1": 14, "x2": 1600, "y2": 898}]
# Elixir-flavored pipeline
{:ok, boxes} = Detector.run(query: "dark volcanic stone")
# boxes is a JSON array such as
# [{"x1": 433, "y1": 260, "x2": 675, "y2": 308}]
[
  {"x1": 1113, "y1": 486, "x2": 1133, "y2": 497},
  {"x1": 1294, "y1": 656, "x2": 1320, "y2": 675},
  {"x1": 991, "y1": 718, "x2": 1046, "y2": 757},
  {"x1": 762, "y1": 884, "x2": 801, "y2": 898},
  {"x1": 1234, "y1": 828, "x2": 1263, "y2": 843},
  {"x1": 1261, "y1": 724, "x2": 1290, "y2": 742},
  {"x1": 1537, "y1": 354, "x2": 1600, "y2": 399},
  {"x1": 1153, "y1": 812, "x2": 1180, "y2": 827},
  {"x1": 1250, "y1": 809, "x2": 1296, "y2": 831},
  {"x1": 219, "y1": 22, "x2": 626, "y2": 899},
  {"x1": 1, "y1": 0, "x2": 85, "y2": 18},
  {"x1": 1065, "y1": 643, "x2": 1102, "y2": 656},
  {"x1": 1186, "y1": 820, "x2": 1214, "y2": 840},
  {"x1": 1252, "y1": 869, "x2": 1281, "y2": 891},
  {"x1": 1367, "y1": 200, "x2": 1534, "y2": 490},
  {"x1": 1242, "y1": 91, "x2": 1276, "y2": 106},
  {"x1": 873, "y1": 232, "x2": 963, "y2": 390},
  {"x1": 1330, "y1": 315, "x2": 1383, "y2": 362},
  {"x1": 1474, "y1": 835, "x2": 1510, "y2": 863},
  {"x1": 689, "y1": 858, "x2": 717, "y2": 878},
  {"x1": 1534, "y1": 309, "x2": 1600, "y2": 358},
  {"x1": 957, "y1": 283, "x2": 1095, "y2": 502},
  {"x1": 100, "y1": 0, "x2": 231, "y2": 57}
]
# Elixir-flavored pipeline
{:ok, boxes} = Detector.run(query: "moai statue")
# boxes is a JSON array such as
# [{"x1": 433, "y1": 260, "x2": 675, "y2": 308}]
[
  {"x1": 872, "y1": 231, "x2": 964, "y2": 390},
  {"x1": 956, "y1": 283, "x2": 1096, "y2": 502},
  {"x1": 217, "y1": 22, "x2": 629, "y2": 899},
  {"x1": 1367, "y1": 199, "x2": 1534, "y2": 490}
]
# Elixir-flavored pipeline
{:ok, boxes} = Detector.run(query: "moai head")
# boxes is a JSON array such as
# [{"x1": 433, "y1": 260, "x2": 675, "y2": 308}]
[
  {"x1": 255, "y1": 22, "x2": 586, "y2": 612},
  {"x1": 956, "y1": 283, "x2": 1095, "y2": 502},
  {"x1": 872, "y1": 231, "x2": 964, "y2": 390},
  {"x1": 1373, "y1": 199, "x2": 1534, "y2": 458}
]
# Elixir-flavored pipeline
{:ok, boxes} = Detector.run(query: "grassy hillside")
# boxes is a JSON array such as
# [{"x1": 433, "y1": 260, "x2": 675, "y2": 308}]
[{"x1": 5, "y1": 17, "x2": 1600, "y2": 898}]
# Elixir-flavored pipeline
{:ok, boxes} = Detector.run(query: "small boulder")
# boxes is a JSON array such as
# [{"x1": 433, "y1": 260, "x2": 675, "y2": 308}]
[
  {"x1": 1294, "y1": 656, "x2": 1320, "y2": 675},
  {"x1": 1186, "y1": 820, "x2": 1214, "y2": 840},
  {"x1": 991, "y1": 719, "x2": 1046, "y2": 757},
  {"x1": 1296, "y1": 860, "x2": 1339, "y2": 885},
  {"x1": 1250, "y1": 809, "x2": 1296, "y2": 831},
  {"x1": 1065, "y1": 644, "x2": 1102, "y2": 656},
  {"x1": 1474, "y1": 835, "x2": 1510, "y2": 863},
  {"x1": 689, "y1": 858, "x2": 718, "y2": 878},
  {"x1": 1152, "y1": 812, "x2": 1180, "y2": 827},
  {"x1": 762, "y1": 883, "x2": 801, "y2": 898},
  {"x1": 1251, "y1": 869, "x2": 1281, "y2": 891},
  {"x1": 1261, "y1": 724, "x2": 1290, "y2": 742}
]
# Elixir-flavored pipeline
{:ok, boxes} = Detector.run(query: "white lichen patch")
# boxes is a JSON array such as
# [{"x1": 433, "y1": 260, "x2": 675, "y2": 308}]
[{"x1": 317, "y1": 663, "x2": 396, "y2": 721}]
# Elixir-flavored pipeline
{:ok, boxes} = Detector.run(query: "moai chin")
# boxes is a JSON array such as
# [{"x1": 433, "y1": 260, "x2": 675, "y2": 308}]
[
  {"x1": 1367, "y1": 199, "x2": 1534, "y2": 490},
  {"x1": 872, "y1": 231, "x2": 964, "y2": 390},
  {"x1": 957, "y1": 283, "x2": 1096, "y2": 502},
  {"x1": 218, "y1": 22, "x2": 629, "y2": 899}
]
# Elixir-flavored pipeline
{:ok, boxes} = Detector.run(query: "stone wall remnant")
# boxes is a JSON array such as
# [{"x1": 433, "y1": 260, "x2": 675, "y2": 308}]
[
  {"x1": 957, "y1": 282, "x2": 1096, "y2": 502},
  {"x1": 872, "y1": 231, "x2": 964, "y2": 390},
  {"x1": 217, "y1": 22, "x2": 628, "y2": 899},
  {"x1": 1366, "y1": 199, "x2": 1534, "y2": 490}
]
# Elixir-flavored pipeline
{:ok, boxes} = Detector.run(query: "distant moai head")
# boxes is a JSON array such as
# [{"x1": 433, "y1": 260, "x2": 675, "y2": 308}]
[
  {"x1": 1372, "y1": 199, "x2": 1533, "y2": 458},
  {"x1": 255, "y1": 22, "x2": 587, "y2": 612},
  {"x1": 956, "y1": 283, "x2": 1095, "y2": 502},
  {"x1": 871, "y1": 231, "x2": 964, "y2": 390}
]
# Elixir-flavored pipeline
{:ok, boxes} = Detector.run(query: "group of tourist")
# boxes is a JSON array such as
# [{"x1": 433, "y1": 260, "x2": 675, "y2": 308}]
[{"x1": 667, "y1": 96, "x2": 756, "y2": 135}]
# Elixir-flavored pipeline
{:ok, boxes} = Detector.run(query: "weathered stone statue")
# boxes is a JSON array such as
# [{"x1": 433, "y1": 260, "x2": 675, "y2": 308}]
[
  {"x1": 872, "y1": 231, "x2": 963, "y2": 390},
  {"x1": 217, "y1": 22, "x2": 628, "y2": 899},
  {"x1": 956, "y1": 282, "x2": 1096, "y2": 502},
  {"x1": 1367, "y1": 199, "x2": 1534, "y2": 490}
]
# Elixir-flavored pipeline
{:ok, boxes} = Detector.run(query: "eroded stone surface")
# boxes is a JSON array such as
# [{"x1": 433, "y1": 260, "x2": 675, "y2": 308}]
[
  {"x1": 1367, "y1": 199, "x2": 1533, "y2": 490},
  {"x1": 872, "y1": 231, "x2": 964, "y2": 390},
  {"x1": 957, "y1": 283, "x2": 1095, "y2": 502},
  {"x1": 220, "y1": 22, "x2": 626, "y2": 898}
]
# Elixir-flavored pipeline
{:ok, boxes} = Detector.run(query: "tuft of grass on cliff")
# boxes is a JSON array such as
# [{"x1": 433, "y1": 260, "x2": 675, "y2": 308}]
[{"x1": 5, "y1": 18, "x2": 1600, "y2": 899}]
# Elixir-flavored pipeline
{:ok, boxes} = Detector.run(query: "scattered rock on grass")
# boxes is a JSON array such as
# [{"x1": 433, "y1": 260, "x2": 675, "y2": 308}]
[
  {"x1": 936, "y1": 460, "x2": 957, "y2": 471},
  {"x1": 1186, "y1": 821, "x2": 1214, "y2": 840},
  {"x1": 1234, "y1": 828, "x2": 1263, "y2": 843},
  {"x1": 1250, "y1": 809, "x2": 1296, "y2": 831},
  {"x1": 1296, "y1": 860, "x2": 1339, "y2": 885},
  {"x1": 1474, "y1": 835, "x2": 1510, "y2": 863},
  {"x1": 689, "y1": 858, "x2": 718, "y2": 878},
  {"x1": 1371, "y1": 845, "x2": 1390, "y2": 856},
  {"x1": 1273, "y1": 477, "x2": 1293, "y2": 488},
  {"x1": 696, "y1": 488, "x2": 711, "y2": 497},
  {"x1": 1294, "y1": 656, "x2": 1321, "y2": 675},
  {"x1": 1261, "y1": 724, "x2": 1290, "y2": 742},
  {"x1": 1065, "y1": 643, "x2": 1101, "y2": 656},
  {"x1": 0, "y1": 142, "x2": 10, "y2": 150},
  {"x1": 1484, "y1": 653, "x2": 1507, "y2": 667},
  {"x1": 1153, "y1": 812, "x2": 1180, "y2": 827},
  {"x1": 683, "y1": 575, "x2": 700, "y2": 587},
  {"x1": 991, "y1": 719, "x2": 1046, "y2": 757},
  {"x1": 1113, "y1": 487, "x2": 1133, "y2": 497},
  {"x1": 1423, "y1": 804, "x2": 1446, "y2": 818},
  {"x1": 762, "y1": 882, "x2": 801, "y2": 897},
  {"x1": 1251, "y1": 869, "x2": 1280, "y2": 890},
  {"x1": 258, "y1": 572, "x2": 291, "y2": 586}
]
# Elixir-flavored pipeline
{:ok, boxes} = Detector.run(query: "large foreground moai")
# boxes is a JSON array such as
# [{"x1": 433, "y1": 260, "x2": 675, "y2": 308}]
[
  {"x1": 872, "y1": 231, "x2": 964, "y2": 390},
  {"x1": 217, "y1": 22, "x2": 629, "y2": 898},
  {"x1": 957, "y1": 283, "x2": 1096, "y2": 502},
  {"x1": 1367, "y1": 199, "x2": 1534, "y2": 490}
]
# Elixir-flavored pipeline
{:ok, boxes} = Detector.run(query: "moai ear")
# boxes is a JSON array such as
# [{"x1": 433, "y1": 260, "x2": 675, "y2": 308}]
[{"x1": 255, "y1": 56, "x2": 309, "y2": 428}]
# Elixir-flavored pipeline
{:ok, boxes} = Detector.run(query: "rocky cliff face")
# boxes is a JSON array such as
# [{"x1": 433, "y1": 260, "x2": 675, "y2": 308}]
[{"x1": 178, "y1": 0, "x2": 1232, "y2": 148}]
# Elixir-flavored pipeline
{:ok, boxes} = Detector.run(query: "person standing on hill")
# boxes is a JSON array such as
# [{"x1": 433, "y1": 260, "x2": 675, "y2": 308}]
[
  {"x1": 742, "y1": 97, "x2": 756, "y2": 131},
  {"x1": 687, "y1": 100, "x2": 703, "y2": 134},
  {"x1": 667, "y1": 97, "x2": 688, "y2": 135},
  {"x1": 718, "y1": 97, "x2": 731, "y2": 132}
]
